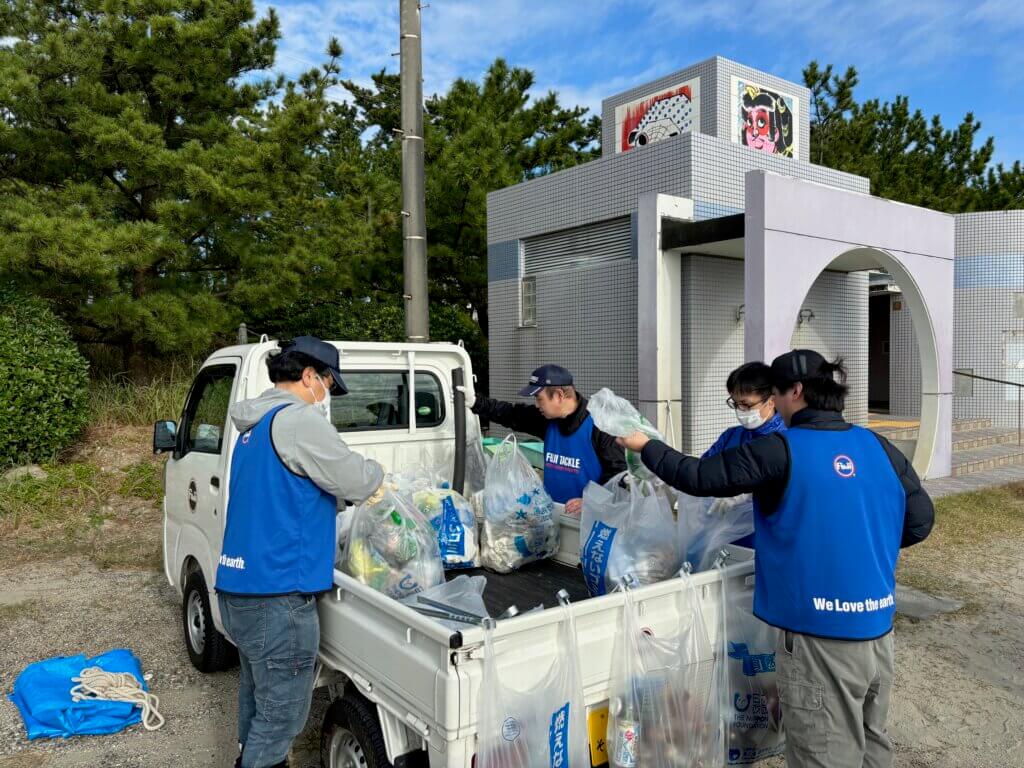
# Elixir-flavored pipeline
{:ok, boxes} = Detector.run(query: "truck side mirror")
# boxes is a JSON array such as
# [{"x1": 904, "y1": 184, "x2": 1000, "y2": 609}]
[{"x1": 153, "y1": 420, "x2": 177, "y2": 454}]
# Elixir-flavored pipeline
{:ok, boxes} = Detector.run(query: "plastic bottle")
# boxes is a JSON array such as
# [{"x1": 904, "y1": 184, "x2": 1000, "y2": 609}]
[{"x1": 611, "y1": 698, "x2": 639, "y2": 768}]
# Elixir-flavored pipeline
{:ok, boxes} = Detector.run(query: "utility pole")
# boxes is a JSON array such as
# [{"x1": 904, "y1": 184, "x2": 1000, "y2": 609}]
[{"x1": 400, "y1": 0, "x2": 429, "y2": 341}]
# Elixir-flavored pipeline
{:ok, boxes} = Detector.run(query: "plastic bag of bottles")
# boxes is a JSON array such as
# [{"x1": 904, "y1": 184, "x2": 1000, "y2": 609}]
[
  {"x1": 586, "y1": 388, "x2": 662, "y2": 480},
  {"x1": 477, "y1": 596, "x2": 590, "y2": 768},
  {"x1": 606, "y1": 572, "x2": 723, "y2": 767},
  {"x1": 480, "y1": 434, "x2": 558, "y2": 573},
  {"x1": 718, "y1": 572, "x2": 784, "y2": 765},
  {"x1": 580, "y1": 473, "x2": 680, "y2": 596},
  {"x1": 342, "y1": 487, "x2": 444, "y2": 600},
  {"x1": 677, "y1": 493, "x2": 756, "y2": 573},
  {"x1": 412, "y1": 487, "x2": 480, "y2": 569}
]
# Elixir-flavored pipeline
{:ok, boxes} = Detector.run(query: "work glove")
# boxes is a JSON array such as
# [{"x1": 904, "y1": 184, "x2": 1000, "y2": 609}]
[
  {"x1": 455, "y1": 384, "x2": 476, "y2": 409},
  {"x1": 365, "y1": 483, "x2": 387, "y2": 506}
]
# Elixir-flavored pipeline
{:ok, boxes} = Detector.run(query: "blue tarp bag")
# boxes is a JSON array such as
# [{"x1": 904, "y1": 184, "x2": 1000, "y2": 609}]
[{"x1": 8, "y1": 649, "x2": 147, "y2": 739}]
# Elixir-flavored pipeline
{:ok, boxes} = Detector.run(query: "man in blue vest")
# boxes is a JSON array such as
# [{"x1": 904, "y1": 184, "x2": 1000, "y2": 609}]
[
  {"x1": 618, "y1": 350, "x2": 934, "y2": 768},
  {"x1": 215, "y1": 337, "x2": 384, "y2": 768},
  {"x1": 463, "y1": 364, "x2": 626, "y2": 515}
]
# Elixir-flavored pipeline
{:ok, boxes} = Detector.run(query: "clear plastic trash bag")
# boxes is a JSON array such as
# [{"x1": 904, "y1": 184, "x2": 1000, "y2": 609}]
[
  {"x1": 677, "y1": 493, "x2": 756, "y2": 573},
  {"x1": 401, "y1": 575, "x2": 489, "y2": 630},
  {"x1": 412, "y1": 487, "x2": 480, "y2": 569},
  {"x1": 477, "y1": 600, "x2": 590, "y2": 768},
  {"x1": 606, "y1": 573, "x2": 723, "y2": 768},
  {"x1": 480, "y1": 434, "x2": 558, "y2": 573},
  {"x1": 342, "y1": 487, "x2": 444, "y2": 600},
  {"x1": 580, "y1": 473, "x2": 680, "y2": 596},
  {"x1": 586, "y1": 388, "x2": 663, "y2": 480},
  {"x1": 718, "y1": 573, "x2": 784, "y2": 765}
]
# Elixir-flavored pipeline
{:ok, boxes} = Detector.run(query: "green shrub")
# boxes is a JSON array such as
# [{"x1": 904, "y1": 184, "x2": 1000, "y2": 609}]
[{"x1": 0, "y1": 289, "x2": 89, "y2": 468}]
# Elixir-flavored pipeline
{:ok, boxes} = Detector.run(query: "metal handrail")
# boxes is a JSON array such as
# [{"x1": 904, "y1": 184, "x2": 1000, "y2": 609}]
[{"x1": 953, "y1": 370, "x2": 1023, "y2": 446}]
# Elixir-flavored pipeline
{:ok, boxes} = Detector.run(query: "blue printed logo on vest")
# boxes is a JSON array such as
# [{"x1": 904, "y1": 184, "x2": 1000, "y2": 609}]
[
  {"x1": 582, "y1": 521, "x2": 617, "y2": 596},
  {"x1": 429, "y1": 497, "x2": 466, "y2": 558},
  {"x1": 728, "y1": 642, "x2": 776, "y2": 676},
  {"x1": 241, "y1": 429, "x2": 252, "y2": 445},
  {"x1": 833, "y1": 454, "x2": 856, "y2": 478},
  {"x1": 548, "y1": 702, "x2": 570, "y2": 767}
]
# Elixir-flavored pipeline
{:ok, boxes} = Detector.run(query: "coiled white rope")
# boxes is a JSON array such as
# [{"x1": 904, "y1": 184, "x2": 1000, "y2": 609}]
[{"x1": 70, "y1": 667, "x2": 165, "y2": 731}]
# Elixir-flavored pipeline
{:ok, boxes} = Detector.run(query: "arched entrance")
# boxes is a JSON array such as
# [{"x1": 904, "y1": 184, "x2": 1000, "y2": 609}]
[{"x1": 743, "y1": 172, "x2": 954, "y2": 478}]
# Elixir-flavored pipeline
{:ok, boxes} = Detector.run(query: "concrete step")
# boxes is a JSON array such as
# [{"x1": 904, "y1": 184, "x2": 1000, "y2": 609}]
[
  {"x1": 869, "y1": 417, "x2": 993, "y2": 441},
  {"x1": 951, "y1": 442, "x2": 1024, "y2": 477},
  {"x1": 952, "y1": 428, "x2": 1021, "y2": 452}
]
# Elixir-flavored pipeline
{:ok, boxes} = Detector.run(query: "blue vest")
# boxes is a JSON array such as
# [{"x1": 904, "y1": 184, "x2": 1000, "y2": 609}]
[
  {"x1": 215, "y1": 404, "x2": 337, "y2": 595},
  {"x1": 753, "y1": 425, "x2": 905, "y2": 640},
  {"x1": 543, "y1": 415, "x2": 603, "y2": 504},
  {"x1": 702, "y1": 413, "x2": 787, "y2": 458}
]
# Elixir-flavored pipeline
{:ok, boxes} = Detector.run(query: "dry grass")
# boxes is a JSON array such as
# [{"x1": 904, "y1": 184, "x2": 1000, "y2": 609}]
[
  {"x1": 0, "y1": 427, "x2": 164, "y2": 571},
  {"x1": 897, "y1": 482, "x2": 1024, "y2": 609}
]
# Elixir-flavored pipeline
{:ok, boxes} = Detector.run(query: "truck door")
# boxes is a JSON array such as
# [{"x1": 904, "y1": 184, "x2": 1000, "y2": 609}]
[{"x1": 165, "y1": 361, "x2": 239, "y2": 592}]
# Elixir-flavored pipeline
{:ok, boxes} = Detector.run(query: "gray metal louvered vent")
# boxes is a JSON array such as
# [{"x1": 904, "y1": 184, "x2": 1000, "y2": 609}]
[{"x1": 523, "y1": 216, "x2": 632, "y2": 275}]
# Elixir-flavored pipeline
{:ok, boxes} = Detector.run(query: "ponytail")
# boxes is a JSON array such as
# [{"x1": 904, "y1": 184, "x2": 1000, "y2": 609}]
[{"x1": 801, "y1": 357, "x2": 849, "y2": 412}]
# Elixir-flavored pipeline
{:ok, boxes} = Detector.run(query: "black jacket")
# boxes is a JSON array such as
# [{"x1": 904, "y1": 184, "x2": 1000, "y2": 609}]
[
  {"x1": 472, "y1": 394, "x2": 627, "y2": 486},
  {"x1": 640, "y1": 409, "x2": 934, "y2": 548}
]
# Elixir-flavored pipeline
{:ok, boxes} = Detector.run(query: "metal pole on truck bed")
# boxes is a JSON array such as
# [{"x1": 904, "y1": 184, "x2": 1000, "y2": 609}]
[{"x1": 400, "y1": 0, "x2": 429, "y2": 342}]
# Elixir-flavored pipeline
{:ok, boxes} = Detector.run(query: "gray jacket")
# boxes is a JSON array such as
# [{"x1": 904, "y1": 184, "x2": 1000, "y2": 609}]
[{"x1": 230, "y1": 388, "x2": 384, "y2": 506}]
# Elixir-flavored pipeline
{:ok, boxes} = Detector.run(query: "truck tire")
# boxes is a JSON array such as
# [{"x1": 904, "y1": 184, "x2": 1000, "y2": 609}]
[
  {"x1": 182, "y1": 569, "x2": 236, "y2": 673},
  {"x1": 320, "y1": 694, "x2": 393, "y2": 768}
]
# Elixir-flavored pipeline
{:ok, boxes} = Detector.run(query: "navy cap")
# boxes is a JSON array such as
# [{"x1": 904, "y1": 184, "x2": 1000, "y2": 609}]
[
  {"x1": 771, "y1": 349, "x2": 828, "y2": 389},
  {"x1": 518, "y1": 364, "x2": 573, "y2": 397},
  {"x1": 285, "y1": 336, "x2": 348, "y2": 395}
]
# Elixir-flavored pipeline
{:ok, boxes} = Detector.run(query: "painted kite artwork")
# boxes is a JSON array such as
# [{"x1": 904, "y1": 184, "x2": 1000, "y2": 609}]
[
  {"x1": 732, "y1": 78, "x2": 798, "y2": 158},
  {"x1": 614, "y1": 78, "x2": 700, "y2": 154}
]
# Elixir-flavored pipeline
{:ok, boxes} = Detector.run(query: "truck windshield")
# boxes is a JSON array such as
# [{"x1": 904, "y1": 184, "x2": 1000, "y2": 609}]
[{"x1": 331, "y1": 371, "x2": 444, "y2": 432}]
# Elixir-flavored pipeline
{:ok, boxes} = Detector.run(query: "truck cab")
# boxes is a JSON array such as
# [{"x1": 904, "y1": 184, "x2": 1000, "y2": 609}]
[{"x1": 155, "y1": 339, "x2": 475, "y2": 673}]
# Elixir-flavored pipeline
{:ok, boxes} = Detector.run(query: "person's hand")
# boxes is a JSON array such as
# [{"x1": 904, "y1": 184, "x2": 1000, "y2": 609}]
[
  {"x1": 564, "y1": 498, "x2": 583, "y2": 517},
  {"x1": 455, "y1": 384, "x2": 476, "y2": 408},
  {"x1": 365, "y1": 483, "x2": 387, "y2": 506},
  {"x1": 617, "y1": 430, "x2": 652, "y2": 452}
]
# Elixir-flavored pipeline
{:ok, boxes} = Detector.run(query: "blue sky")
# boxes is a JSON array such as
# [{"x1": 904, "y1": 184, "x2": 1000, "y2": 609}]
[{"x1": 254, "y1": 0, "x2": 1024, "y2": 167}]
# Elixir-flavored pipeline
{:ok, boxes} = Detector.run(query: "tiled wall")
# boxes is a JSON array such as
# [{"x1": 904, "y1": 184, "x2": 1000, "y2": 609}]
[
  {"x1": 600, "y1": 56, "x2": 811, "y2": 163},
  {"x1": 680, "y1": 256, "x2": 869, "y2": 455},
  {"x1": 486, "y1": 259, "x2": 639, "y2": 408},
  {"x1": 952, "y1": 212, "x2": 1024, "y2": 427},
  {"x1": 889, "y1": 212, "x2": 1024, "y2": 426},
  {"x1": 888, "y1": 293, "x2": 921, "y2": 417}
]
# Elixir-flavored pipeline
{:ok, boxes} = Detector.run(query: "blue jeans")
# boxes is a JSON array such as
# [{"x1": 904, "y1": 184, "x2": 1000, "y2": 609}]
[{"x1": 218, "y1": 593, "x2": 320, "y2": 768}]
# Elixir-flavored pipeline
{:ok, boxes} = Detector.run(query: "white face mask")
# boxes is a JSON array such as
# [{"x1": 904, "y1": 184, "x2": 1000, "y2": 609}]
[
  {"x1": 306, "y1": 376, "x2": 332, "y2": 421},
  {"x1": 736, "y1": 407, "x2": 768, "y2": 430}
]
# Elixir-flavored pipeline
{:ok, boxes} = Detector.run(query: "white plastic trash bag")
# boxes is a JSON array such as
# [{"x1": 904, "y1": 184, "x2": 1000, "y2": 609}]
[
  {"x1": 606, "y1": 575, "x2": 723, "y2": 768},
  {"x1": 580, "y1": 473, "x2": 680, "y2": 596},
  {"x1": 412, "y1": 488, "x2": 480, "y2": 569},
  {"x1": 719, "y1": 573, "x2": 784, "y2": 765},
  {"x1": 678, "y1": 493, "x2": 756, "y2": 573},
  {"x1": 477, "y1": 602, "x2": 589, "y2": 768},
  {"x1": 586, "y1": 388, "x2": 662, "y2": 480},
  {"x1": 480, "y1": 434, "x2": 558, "y2": 573},
  {"x1": 342, "y1": 487, "x2": 444, "y2": 600},
  {"x1": 401, "y1": 575, "x2": 488, "y2": 630}
]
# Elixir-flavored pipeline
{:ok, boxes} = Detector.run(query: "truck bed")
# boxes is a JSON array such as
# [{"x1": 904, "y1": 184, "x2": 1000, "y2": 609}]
[{"x1": 448, "y1": 560, "x2": 592, "y2": 616}]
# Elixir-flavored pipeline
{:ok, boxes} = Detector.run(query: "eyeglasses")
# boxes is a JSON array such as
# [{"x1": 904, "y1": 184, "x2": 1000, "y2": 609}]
[{"x1": 726, "y1": 396, "x2": 769, "y2": 412}]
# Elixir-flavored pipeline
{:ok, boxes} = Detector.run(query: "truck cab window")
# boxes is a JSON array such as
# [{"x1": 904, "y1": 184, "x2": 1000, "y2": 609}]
[
  {"x1": 331, "y1": 371, "x2": 445, "y2": 432},
  {"x1": 181, "y1": 365, "x2": 237, "y2": 455}
]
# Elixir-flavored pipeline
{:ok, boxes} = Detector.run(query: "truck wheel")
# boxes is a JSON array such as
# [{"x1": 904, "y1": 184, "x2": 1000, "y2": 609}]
[
  {"x1": 182, "y1": 569, "x2": 236, "y2": 673},
  {"x1": 321, "y1": 694, "x2": 392, "y2": 768}
]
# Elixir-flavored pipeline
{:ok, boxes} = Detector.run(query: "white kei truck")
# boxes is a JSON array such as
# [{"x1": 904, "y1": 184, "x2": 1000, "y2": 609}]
[{"x1": 155, "y1": 339, "x2": 755, "y2": 768}]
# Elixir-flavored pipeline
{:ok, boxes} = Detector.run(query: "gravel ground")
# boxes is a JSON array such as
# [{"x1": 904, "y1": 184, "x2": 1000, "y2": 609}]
[{"x1": 0, "y1": 560, "x2": 326, "y2": 768}]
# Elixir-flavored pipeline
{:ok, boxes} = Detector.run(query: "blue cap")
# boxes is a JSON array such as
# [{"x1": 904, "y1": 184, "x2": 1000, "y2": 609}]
[
  {"x1": 518, "y1": 364, "x2": 573, "y2": 397},
  {"x1": 285, "y1": 336, "x2": 348, "y2": 395}
]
